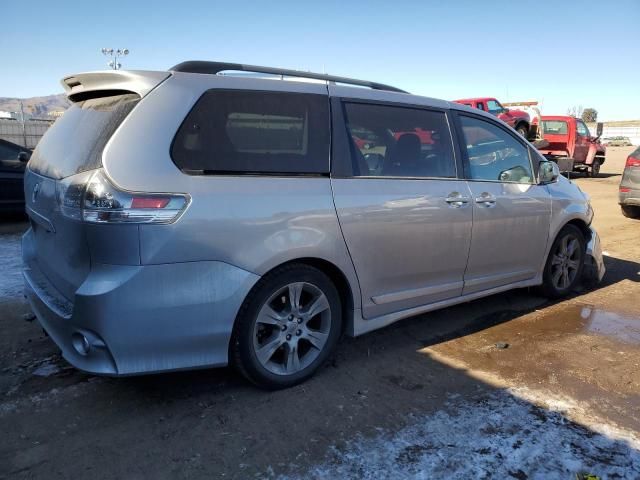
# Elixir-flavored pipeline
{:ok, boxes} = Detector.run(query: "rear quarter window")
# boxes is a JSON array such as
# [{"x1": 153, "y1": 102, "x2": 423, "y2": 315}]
[{"x1": 171, "y1": 90, "x2": 330, "y2": 175}]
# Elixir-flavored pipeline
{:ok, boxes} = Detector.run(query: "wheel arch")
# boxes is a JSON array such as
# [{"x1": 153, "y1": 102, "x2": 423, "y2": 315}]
[
  {"x1": 539, "y1": 215, "x2": 593, "y2": 275},
  {"x1": 290, "y1": 257, "x2": 355, "y2": 335},
  {"x1": 565, "y1": 218, "x2": 592, "y2": 242},
  {"x1": 233, "y1": 257, "x2": 356, "y2": 340}
]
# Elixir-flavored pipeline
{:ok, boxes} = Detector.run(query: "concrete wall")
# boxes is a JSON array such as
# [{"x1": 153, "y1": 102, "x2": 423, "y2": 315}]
[{"x1": 0, "y1": 119, "x2": 54, "y2": 149}]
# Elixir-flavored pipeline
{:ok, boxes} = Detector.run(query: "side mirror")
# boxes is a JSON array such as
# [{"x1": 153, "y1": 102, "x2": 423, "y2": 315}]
[
  {"x1": 539, "y1": 160, "x2": 559, "y2": 184},
  {"x1": 502, "y1": 107, "x2": 510, "y2": 113},
  {"x1": 596, "y1": 122, "x2": 604, "y2": 137},
  {"x1": 499, "y1": 165, "x2": 530, "y2": 182},
  {"x1": 17, "y1": 151, "x2": 30, "y2": 163}
]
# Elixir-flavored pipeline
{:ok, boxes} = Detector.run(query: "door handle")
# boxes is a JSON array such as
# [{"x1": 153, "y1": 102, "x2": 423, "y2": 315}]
[
  {"x1": 445, "y1": 192, "x2": 470, "y2": 208},
  {"x1": 475, "y1": 192, "x2": 496, "y2": 207}
]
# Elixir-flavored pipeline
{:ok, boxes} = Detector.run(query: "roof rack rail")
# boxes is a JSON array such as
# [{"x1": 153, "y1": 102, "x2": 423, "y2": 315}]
[{"x1": 170, "y1": 61, "x2": 408, "y2": 94}]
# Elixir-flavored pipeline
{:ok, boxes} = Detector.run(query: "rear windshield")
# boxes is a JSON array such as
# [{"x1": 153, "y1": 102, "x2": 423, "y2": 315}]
[
  {"x1": 171, "y1": 90, "x2": 330, "y2": 175},
  {"x1": 542, "y1": 120, "x2": 568, "y2": 135},
  {"x1": 28, "y1": 93, "x2": 139, "y2": 179}
]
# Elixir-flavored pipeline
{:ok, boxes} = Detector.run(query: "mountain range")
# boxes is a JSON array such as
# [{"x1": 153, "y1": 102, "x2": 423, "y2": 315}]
[{"x1": 0, "y1": 94, "x2": 69, "y2": 117}]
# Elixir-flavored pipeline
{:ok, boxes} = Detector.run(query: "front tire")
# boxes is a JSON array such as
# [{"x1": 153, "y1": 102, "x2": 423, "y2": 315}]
[
  {"x1": 231, "y1": 264, "x2": 342, "y2": 390},
  {"x1": 588, "y1": 159, "x2": 602, "y2": 178},
  {"x1": 621, "y1": 205, "x2": 640, "y2": 219},
  {"x1": 540, "y1": 225, "x2": 586, "y2": 298}
]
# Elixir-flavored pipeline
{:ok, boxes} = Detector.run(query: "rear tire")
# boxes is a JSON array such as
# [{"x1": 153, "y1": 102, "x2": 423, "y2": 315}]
[
  {"x1": 231, "y1": 263, "x2": 342, "y2": 390},
  {"x1": 516, "y1": 124, "x2": 529, "y2": 138},
  {"x1": 621, "y1": 205, "x2": 640, "y2": 219},
  {"x1": 540, "y1": 225, "x2": 586, "y2": 298}
]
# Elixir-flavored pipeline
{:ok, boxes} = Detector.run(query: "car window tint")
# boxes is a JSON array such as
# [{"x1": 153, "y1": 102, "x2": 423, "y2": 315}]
[
  {"x1": 460, "y1": 115, "x2": 533, "y2": 183},
  {"x1": 577, "y1": 121, "x2": 589, "y2": 136},
  {"x1": 0, "y1": 142, "x2": 19, "y2": 161},
  {"x1": 171, "y1": 91, "x2": 330, "y2": 174},
  {"x1": 28, "y1": 93, "x2": 140, "y2": 180},
  {"x1": 343, "y1": 103, "x2": 456, "y2": 178},
  {"x1": 476, "y1": 103, "x2": 485, "y2": 110},
  {"x1": 542, "y1": 120, "x2": 568, "y2": 134},
  {"x1": 486, "y1": 100, "x2": 502, "y2": 115}
]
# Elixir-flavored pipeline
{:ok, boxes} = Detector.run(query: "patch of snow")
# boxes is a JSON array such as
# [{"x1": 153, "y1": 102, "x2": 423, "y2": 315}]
[
  {"x1": 32, "y1": 362, "x2": 60, "y2": 377},
  {"x1": 281, "y1": 392, "x2": 640, "y2": 479},
  {"x1": 508, "y1": 385, "x2": 640, "y2": 450},
  {"x1": 0, "y1": 233, "x2": 24, "y2": 300},
  {"x1": 0, "y1": 379, "x2": 105, "y2": 418}
]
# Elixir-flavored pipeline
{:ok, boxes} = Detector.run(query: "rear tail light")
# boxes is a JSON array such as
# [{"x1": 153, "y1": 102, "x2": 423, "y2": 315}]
[
  {"x1": 57, "y1": 169, "x2": 189, "y2": 224},
  {"x1": 620, "y1": 187, "x2": 631, "y2": 193},
  {"x1": 625, "y1": 155, "x2": 640, "y2": 167}
]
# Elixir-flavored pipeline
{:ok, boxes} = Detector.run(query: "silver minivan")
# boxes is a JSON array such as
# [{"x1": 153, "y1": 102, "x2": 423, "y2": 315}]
[{"x1": 22, "y1": 61, "x2": 605, "y2": 388}]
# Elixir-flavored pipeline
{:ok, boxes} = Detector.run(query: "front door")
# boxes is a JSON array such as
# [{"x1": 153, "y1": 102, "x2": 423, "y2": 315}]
[
  {"x1": 331, "y1": 100, "x2": 472, "y2": 319},
  {"x1": 574, "y1": 120, "x2": 590, "y2": 162},
  {"x1": 487, "y1": 99, "x2": 513, "y2": 127},
  {"x1": 455, "y1": 113, "x2": 551, "y2": 294}
]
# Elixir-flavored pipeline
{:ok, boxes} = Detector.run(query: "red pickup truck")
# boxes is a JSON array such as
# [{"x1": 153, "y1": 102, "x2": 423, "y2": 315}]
[
  {"x1": 453, "y1": 97, "x2": 531, "y2": 137},
  {"x1": 538, "y1": 116, "x2": 606, "y2": 177}
]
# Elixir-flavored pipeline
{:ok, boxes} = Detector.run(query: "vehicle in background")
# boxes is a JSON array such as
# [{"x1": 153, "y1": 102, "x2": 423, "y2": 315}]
[
  {"x1": 537, "y1": 116, "x2": 606, "y2": 177},
  {"x1": 453, "y1": 97, "x2": 531, "y2": 138},
  {"x1": 0, "y1": 138, "x2": 31, "y2": 213},
  {"x1": 22, "y1": 62, "x2": 605, "y2": 389},
  {"x1": 502, "y1": 101, "x2": 541, "y2": 140},
  {"x1": 393, "y1": 128, "x2": 434, "y2": 144},
  {"x1": 620, "y1": 146, "x2": 640, "y2": 218},
  {"x1": 604, "y1": 136, "x2": 633, "y2": 147}
]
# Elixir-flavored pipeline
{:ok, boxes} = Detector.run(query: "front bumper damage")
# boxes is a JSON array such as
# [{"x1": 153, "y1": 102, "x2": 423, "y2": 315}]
[{"x1": 584, "y1": 226, "x2": 606, "y2": 284}]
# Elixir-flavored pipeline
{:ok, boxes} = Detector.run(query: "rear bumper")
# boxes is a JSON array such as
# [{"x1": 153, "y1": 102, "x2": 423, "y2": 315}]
[
  {"x1": 619, "y1": 189, "x2": 640, "y2": 206},
  {"x1": 584, "y1": 227, "x2": 606, "y2": 283},
  {"x1": 23, "y1": 231, "x2": 260, "y2": 376}
]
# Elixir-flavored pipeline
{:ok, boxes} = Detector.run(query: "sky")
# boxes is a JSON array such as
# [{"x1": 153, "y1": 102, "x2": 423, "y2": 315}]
[{"x1": 2, "y1": 0, "x2": 639, "y2": 121}]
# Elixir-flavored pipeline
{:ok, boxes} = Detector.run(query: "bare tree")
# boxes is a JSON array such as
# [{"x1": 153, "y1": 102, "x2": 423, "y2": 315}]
[{"x1": 566, "y1": 105, "x2": 584, "y2": 118}]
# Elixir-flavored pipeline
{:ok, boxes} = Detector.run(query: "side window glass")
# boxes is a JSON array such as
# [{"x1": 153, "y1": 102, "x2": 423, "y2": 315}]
[
  {"x1": 486, "y1": 100, "x2": 503, "y2": 115},
  {"x1": 460, "y1": 115, "x2": 533, "y2": 183},
  {"x1": 343, "y1": 103, "x2": 456, "y2": 179},
  {"x1": 476, "y1": 103, "x2": 485, "y2": 111},
  {"x1": 0, "y1": 143, "x2": 18, "y2": 161},
  {"x1": 577, "y1": 121, "x2": 589, "y2": 136},
  {"x1": 171, "y1": 91, "x2": 330, "y2": 174}
]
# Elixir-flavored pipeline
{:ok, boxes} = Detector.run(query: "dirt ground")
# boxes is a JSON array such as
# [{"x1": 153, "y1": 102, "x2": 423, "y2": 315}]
[{"x1": 1, "y1": 147, "x2": 639, "y2": 479}]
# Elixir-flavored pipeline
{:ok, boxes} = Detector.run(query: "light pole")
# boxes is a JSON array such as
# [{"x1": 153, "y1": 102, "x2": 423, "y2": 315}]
[{"x1": 101, "y1": 48, "x2": 129, "y2": 70}]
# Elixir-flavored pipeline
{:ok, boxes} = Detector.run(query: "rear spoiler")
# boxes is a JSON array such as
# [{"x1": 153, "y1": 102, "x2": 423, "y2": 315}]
[{"x1": 61, "y1": 70, "x2": 170, "y2": 102}]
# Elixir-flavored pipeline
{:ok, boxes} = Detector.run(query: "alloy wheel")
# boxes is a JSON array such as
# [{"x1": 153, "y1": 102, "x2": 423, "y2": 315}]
[
  {"x1": 550, "y1": 233, "x2": 582, "y2": 290},
  {"x1": 252, "y1": 282, "x2": 332, "y2": 375}
]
